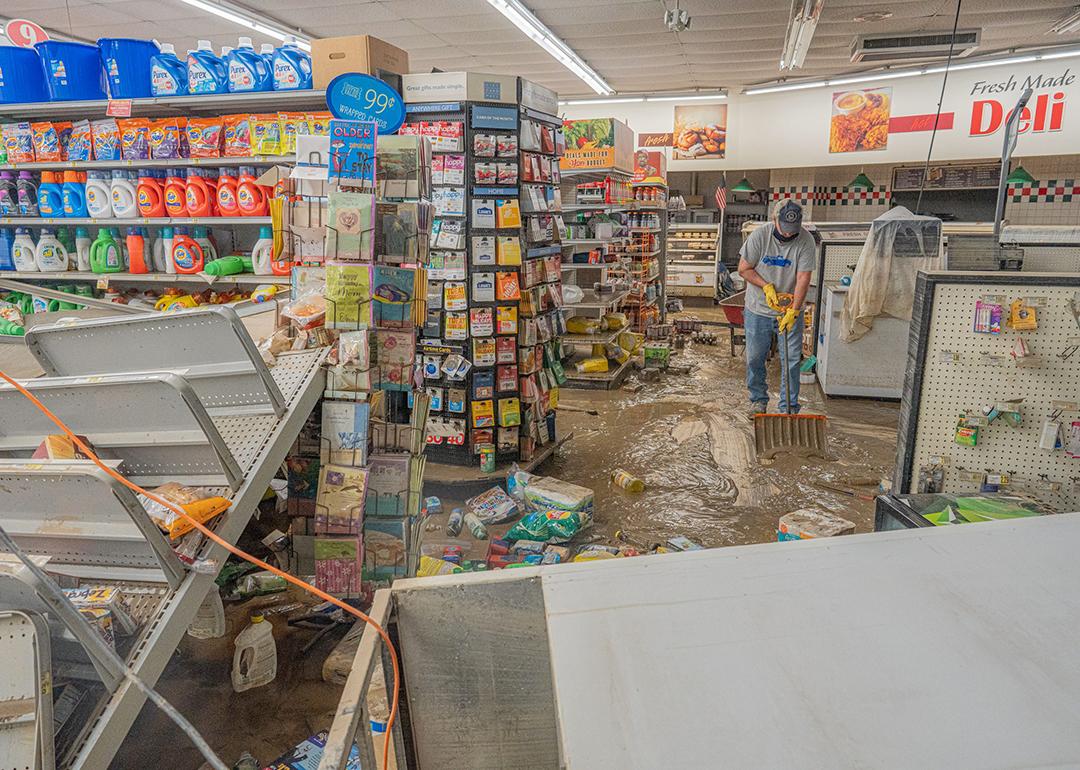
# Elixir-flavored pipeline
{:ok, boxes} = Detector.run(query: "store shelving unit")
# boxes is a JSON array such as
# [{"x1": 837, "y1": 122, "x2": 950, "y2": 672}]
[
  {"x1": 623, "y1": 182, "x2": 668, "y2": 330},
  {"x1": 0, "y1": 157, "x2": 293, "y2": 172},
  {"x1": 0, "y1": 270, "x2": 289, "y2": 286},
  {"x1": 0, "y1": 90, "x2": 327, "y2": 121},
  {"x1": 666, "y1": 223, "x2": 720, "y2": 298},
  {"x1": 0, "y1": 307, "x2": 326, "y2": 769},
  {"x1": 558, "y1": 168, "x2": 635, "y2": 389},
  {"x1": 0, "y1": 216, "x2": 271, "y2": 227}
]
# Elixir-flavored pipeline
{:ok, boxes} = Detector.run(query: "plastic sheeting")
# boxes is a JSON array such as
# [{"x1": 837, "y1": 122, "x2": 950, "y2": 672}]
[{"x1": 841, "y1": 206, "x2": 942, "y2": 342}]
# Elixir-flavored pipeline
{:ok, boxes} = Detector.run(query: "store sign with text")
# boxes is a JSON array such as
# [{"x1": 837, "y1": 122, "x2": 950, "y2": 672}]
[
  {"x1": 968, "y1": 69, "x2": 1074, "y2": 136},
  {"x1": 326, "y1": 73, "x2": 405, "y2": 134}
]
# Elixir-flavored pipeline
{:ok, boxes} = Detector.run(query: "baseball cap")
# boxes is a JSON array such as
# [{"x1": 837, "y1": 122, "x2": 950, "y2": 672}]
[{"x1": 774, "y1": 200, "x2": 803, "y2": 236}]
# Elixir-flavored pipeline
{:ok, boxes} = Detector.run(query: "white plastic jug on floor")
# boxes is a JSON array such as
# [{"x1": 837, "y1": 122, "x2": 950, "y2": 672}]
[
  {"x1": 187, "y1": 588, "x2": 225, "y2": 639},
  {"x1": 231, "y1": 614, "x2": 276, "y2": 692}
]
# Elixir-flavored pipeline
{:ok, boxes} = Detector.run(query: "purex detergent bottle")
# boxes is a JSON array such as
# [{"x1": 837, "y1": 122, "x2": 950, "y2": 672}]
[
  {"x1": 226, "y1": 37, "x2": 271, "y2": 93},
  {"x1": 187, "y1": 40, "x2": 228, "y2": 95},
  {"x1": 271, "y1": 38, "x2": 312, "y2": 91},
  {"x1": 150, "y1": 43, "x2": 188, "y2": 96}
]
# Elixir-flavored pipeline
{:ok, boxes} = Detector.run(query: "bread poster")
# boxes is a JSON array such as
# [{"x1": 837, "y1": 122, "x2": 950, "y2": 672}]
[{"x1": 672, "y1": 104, "x2": 727, "y2": 159}]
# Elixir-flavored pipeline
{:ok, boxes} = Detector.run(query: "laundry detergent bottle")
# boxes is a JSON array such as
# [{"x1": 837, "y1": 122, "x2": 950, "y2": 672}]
[
  {"x1": 259, "y1": 43, "x2": 275, "y2": 72},
  {"x1": 75, "y1": 226, "x2": 92, "y2": 271},
  {"x1": 12, "y1": 228, "x2": 37, "y2": 271},
  {"x1": 90, "y1": 228, "x2": 122, "y2": 273},
  {"x1": 215, "y1": 168, "x2": 239, "y2": 215},
  {"x1": 62, "y1": 171, "x2": 88, "y2": 218},
  {"x1": 185, "y1": 169, "x2": 215, "y2": 218},
  {"x1": 192, "y1": 225, "x2": 217, "y2": 261},
  {"x1": 251, "y1": 225, "x2": 280, "y2": 275},
  {"x1": 85, "y1": 170, "x2": 114, "y2": 218},
  {"x1": 236, "y1": 167, "x2": 268, "y2": 216},
  {"x1": 226, "y1": 38, "x2": 271, "y2": 92},
  {"x1": 0, "y1": 172, "x2": 17, "y2": 216},
  {"x1": 164, "y1": 169, "x2": 187, "y2": 217},
  {"x1": 150, "y1": 42, "x2": 188, "y2": 96},
  {"x1": 232, "y1": 614, "x2": 277, "y2": 692},
  {"x1": 137, "y1": 173, "x2": 165, "y2": 217},
  {"x1": 187, "y1": 40, "x2": 228, "y2": 95},
  {"x1": 35, "y1": 228, "x2": 68, "y2": 272},
  {"x1": 171, "y1": 231, "x2": 205, "y2": 273},
  {"x1": 160, "y1": 226, "x2": 176, "y2": 274},
  {"x1": 272, "y1": 38, "x2": 312, "y2": 91},
  {"x1": 0, "y1": 229, "x2": 15, "y2": 271},
  {"x1": 16, "y1": 171, "x2": 38, "y2": 216},
  {"x1": 37, "y1": 172, "x2": 64, "y2": 217},
  {"x1": 110, "y1": 169, "x2": 137, "y2": 218}
]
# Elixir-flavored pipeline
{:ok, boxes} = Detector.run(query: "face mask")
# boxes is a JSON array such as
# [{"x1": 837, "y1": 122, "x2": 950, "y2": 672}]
[{"x1": 774, "y1": 227, "x2": 798, "y2": 243}]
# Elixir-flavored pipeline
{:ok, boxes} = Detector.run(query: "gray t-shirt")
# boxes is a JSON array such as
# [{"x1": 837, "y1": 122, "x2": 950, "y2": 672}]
[{"x1": 739, "y1": 225, "x2": 816, "y2": 317}]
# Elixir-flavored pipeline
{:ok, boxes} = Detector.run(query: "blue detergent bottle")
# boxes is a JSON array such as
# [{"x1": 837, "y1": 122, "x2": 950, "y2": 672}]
[
  {"x1": 62, "y1": 170, "x2": 88, "y2": 218},
  {"x1": 187, "y1": 40, "x2": 228, "y2": 95},
  {"x1": 272, "y1": 38, "x2": 312, "y2": 91},
  {"x1": 37, "y1": 172, "x2": 65, "y2": 218},
  {"x1": 260, "y1": 43, "x2": 275, "y2": 73},
  {"x1": 226, "y1": 37, "x2": 271, "y2": 93},
  {"x1": 150, "y1": 43, "x2": 188, "y2": 96},
  {"x1": 0, "y1": 228, "x2": 15, "y2": 271}
]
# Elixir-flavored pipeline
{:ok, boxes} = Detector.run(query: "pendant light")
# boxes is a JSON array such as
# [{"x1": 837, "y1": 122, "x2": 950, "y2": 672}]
[
  {"x1": 847, "y1": 171, "x2": 874, "y2": 190},
  {"x1": 732, "y1": 177, "x2": 756, "y2": 193},
  {"x1": 1005, "y1": 165, "x2": 1036, "y2": 185}
]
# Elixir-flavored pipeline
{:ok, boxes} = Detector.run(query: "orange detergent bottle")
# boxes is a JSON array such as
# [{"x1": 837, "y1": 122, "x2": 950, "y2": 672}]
[
  {"x1": 164, "y1": 169, "x2": 187, "y2": 216},
  {"x1": 137, "y1": 173, "x2": 166, "y2": 217},
  {"x1": 216, "y1": 168, "x2": 239, "y2": 216},
  {"x1": 171, "y1": 231, "x2": 205, "y2": 273},
  {"x1": 185, "y1": 169, "x2": 215, "y2": 218},
  {"x1": 236, "y1": 166, "x2": 268, "y2": 216}
]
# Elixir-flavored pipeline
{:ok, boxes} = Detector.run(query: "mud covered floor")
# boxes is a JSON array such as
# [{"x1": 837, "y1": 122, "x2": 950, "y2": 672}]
[{"x1": 551, "y1": 320, "x2": 900, "y2": 547}]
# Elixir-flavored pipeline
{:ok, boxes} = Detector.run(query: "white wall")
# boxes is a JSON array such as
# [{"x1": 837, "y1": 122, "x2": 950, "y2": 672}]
[{"x1": 561, "y1": 57, "x2": 1080, "y2": 171}]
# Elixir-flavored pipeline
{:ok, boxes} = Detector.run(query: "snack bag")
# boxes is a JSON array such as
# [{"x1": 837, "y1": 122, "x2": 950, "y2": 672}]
[
  {"x1": 30, "y1": 121, "x2": 62, "y2": 162},
  {"x1": 148, "y1": 118, "x2": 182, "y2": 160},
  {"x1": 309, "y1": 111, "x2": 333, "y2": 136},
  {"x1": 278, "y1": 111, "x2": 312, "y2": 154},
  {"x1": 186, "y1": 117, "x2": 224, "y2": 158},
  {"x1": 3, "y1": 122, "x2": 35, "y2": 163},
  {"x1": 222, "y1": 114, "x2": 251, "y2": 157},
  {"x1": 91, "y1": 118, "x2": 121, "y2": 160},
  {"x1": 250, "y1": 113, "x2": 281, "y2": 155},
  {"x1": 117, "y1": 118, "x2": 151, "y2": 160},
  {"x1": 138, "y1": 482, "x2": 231, "y2": 540}
]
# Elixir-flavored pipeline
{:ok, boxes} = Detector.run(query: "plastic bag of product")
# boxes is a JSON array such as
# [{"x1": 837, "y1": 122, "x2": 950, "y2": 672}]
[
  {"x1": 506, "y1": 463, "x2": 540, "y2": 504},
  {"x1": 280, "y1": 290, "x2": 326, "y2": 330},
  {"x1": 138, "y1": 482, "x2": 231, "y2": 540},
  {"x1": 506, "y1": 508, "x2": 587, "y2": 544},
  {"x1": 562, "y1": 284, "x2": 584, "y2": 305},
  {"x1": 575, "y1": 357, "x2": 608, "y2": 373},
  {"x1": 566, "y1": 315, "x2": 600, "y2": 335},
  {"x1": 521, "y1": 475, "x2": 594, "y2": 513}
]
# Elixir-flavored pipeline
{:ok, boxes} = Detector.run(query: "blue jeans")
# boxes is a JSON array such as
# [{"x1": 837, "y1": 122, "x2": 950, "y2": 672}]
[{"x1": 745, "y1": 309, "x2": 803, "y2": 413}]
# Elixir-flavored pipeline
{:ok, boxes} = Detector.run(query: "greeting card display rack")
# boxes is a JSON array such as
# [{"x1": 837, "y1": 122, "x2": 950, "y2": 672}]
[{"x1": 405, "y1": 78, "x2": 565, "y2": 467}]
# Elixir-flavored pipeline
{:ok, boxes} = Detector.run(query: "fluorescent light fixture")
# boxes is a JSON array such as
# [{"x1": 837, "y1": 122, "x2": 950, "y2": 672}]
[
  {"x1": 560, "y1": 91, "x2": 726, "y2": 105},
  {"x1": 487, "y1": 0, "x2": 614, "y2": 95},
  {"x1": 745, "y1": 45, "x2": 1080, "y2": 94},
  {"x1": 1051, "y1": 5, "x2": 1080, "y2": 34},
  {"x1": 177, "y1": 0, "x2": 311, "y2": 51},
  {"x1": 781, "y1": 0, "x2": 824, "y2": 70}
]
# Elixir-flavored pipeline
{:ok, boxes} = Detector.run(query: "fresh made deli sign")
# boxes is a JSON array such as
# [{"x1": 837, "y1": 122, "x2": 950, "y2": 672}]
[{"x1": 968, "y1": 68, "x2": 1073, "y2": 136}]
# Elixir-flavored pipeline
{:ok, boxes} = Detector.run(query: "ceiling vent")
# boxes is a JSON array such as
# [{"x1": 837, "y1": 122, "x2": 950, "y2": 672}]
[{"x1": 851, "y1": 29, "x2": 981, "y2": 63}]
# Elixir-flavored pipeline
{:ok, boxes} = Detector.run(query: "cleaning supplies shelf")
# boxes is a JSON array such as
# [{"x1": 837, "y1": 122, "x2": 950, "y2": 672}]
[
  {"x1": 0, "y1": 156, "x2": 294, "y2": 172},
  {"x1": 1, "y1": 270, "x2": 290, "y2": 285},
  {"x1": 0, "y1": 216, "x2": 271, "y2": 226},
  {"x1": 0, "y1": 89, "x2": 327, "y2": 120}
]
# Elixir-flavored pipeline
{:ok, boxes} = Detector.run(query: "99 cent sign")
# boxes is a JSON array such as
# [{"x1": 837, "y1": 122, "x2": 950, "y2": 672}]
[{"x1": 4, "y1": 19, "x2": 49, "y2": 48}]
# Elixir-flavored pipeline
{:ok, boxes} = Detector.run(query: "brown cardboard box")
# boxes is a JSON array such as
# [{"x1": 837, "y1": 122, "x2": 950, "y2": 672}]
[{"x1": 311, "y1": 35, "x2": 410, "y2": 90}]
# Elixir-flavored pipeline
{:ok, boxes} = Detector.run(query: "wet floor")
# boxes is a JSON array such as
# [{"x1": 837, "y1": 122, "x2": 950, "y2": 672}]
[{"x1": 549, "y1": 311, "x2": 900, "y2": 548}]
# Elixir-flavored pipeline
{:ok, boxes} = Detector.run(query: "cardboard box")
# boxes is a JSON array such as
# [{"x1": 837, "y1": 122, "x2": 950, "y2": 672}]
[{"x1": 311, "y1": 35, "x2": 410, "y2": 90}]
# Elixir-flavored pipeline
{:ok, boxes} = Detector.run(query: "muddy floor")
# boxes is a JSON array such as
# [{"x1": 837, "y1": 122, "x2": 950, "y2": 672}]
[{"x1": 110, "y1": 309, "x2": 901, "y2": 768}]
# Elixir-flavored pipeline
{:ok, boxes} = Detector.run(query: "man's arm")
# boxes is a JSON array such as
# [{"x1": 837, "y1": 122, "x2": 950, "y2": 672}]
[
  {"x1": 792, "y1": 270, "x2": 812, "y2": 311},
  {"x1": 737, "y1": 257, "x2": 769, "y2": 289}
]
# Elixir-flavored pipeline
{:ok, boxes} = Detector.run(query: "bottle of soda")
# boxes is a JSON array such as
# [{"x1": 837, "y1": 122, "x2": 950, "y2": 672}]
[
  {"x1": 463, "y1": 511, "x2": 488, "y2": 539},
  {"x1": 446, "y1": 508, "x2": 464, "y2": 537},
  {"x1": 611, "y1": 468, "x2": 645, "y2": 492}
]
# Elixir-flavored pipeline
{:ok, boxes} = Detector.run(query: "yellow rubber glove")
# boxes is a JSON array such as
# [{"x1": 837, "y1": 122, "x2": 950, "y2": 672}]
[
  {"x1": 777, "y1": 306, "x2": 800, "y2": 334},
  {"x1": 763, "y1": 283, "x2": 781, "y2": 312}
]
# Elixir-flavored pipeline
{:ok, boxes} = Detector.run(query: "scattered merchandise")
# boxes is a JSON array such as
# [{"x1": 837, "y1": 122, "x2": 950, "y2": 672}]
[
  {"x1": 231, "y1": 614, "x2": 277, "y2": 692},
  {"x1": 777, "y1": 510, "x2": 856, "y2": 540}
]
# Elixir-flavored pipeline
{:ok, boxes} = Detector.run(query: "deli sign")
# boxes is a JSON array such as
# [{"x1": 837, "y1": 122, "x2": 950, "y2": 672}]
[{"x1": 969, "y1": 67, "x2": 1075, "y2": 136}]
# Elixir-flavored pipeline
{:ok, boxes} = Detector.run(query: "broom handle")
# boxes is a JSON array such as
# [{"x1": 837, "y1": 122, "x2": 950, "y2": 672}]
[{"x1": 780, "y1": 320, "x2": 792, "y2": 415}]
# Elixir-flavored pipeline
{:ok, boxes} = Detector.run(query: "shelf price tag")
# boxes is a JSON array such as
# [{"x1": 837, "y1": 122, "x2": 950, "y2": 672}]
[
  {"x1": 96, "y1": 277, "x2": 109, "y2": 291},
  {"x1": 107, "y1": 99, "x2": 133, "y2": 118}
]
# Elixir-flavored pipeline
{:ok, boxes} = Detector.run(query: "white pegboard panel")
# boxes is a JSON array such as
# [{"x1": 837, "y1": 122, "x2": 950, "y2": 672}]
[
  {"x1": 907, "y1": 278, "x2": 1080, "y2": 509},
  {"x1": 1021, "y1": 246, "x2": 1080, "y2": 273},
  {"x1": 822, "y1": 243, "x2": 862, "y2": 283}
]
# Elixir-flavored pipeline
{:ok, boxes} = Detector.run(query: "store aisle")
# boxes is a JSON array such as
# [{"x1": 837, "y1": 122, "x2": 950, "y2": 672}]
[{"x1": 551, "y1": 316, "x2": 900, "y2": 547}]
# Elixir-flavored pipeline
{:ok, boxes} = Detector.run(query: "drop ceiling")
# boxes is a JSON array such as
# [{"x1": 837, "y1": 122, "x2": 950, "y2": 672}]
[{"x1": 6, "y1": 0, "x2": 1079, "y2": 98}]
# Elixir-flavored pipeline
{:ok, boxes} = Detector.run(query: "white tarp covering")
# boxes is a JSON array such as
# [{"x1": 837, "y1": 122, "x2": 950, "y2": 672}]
[{"x1": 841, "y1": 206, "x2": 942, "y2": 341}]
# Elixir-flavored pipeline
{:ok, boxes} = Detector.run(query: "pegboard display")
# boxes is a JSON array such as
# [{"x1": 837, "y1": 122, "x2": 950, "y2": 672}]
[
  {"x1": 898, "y1": 272, "x2": 1080, "y2": 510},
  {"x1": 1021, "y1": 246, "x2": 1080, "y2": 273},
  {"x1": 821, "y1": 243, "x2": 862, "y2": 283}
]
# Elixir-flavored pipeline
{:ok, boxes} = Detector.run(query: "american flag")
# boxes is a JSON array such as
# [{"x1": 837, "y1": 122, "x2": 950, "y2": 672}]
[{"x1": 715, "y1": 176, "x2": 727, "y2": 211}]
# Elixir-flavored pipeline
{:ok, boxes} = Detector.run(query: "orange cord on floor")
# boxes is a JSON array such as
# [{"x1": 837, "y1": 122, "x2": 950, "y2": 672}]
[{"x1": 0, "y1": 369, "x2": 399, "y2": 770}]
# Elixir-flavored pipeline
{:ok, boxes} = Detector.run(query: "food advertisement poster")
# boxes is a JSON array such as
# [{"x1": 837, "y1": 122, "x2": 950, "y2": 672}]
[
  {"x1": 672, "y1": 104, "x2": 727, "y2": 159},
  {"x1": 828, "y1": 88, "x2": 892, "y2": 153},
  {"x1": 561, "y1": 117, "x2": 633, "y2": 171},
  {"x1": 632, "y1": 149, "x2": 667, "y2": 184}
]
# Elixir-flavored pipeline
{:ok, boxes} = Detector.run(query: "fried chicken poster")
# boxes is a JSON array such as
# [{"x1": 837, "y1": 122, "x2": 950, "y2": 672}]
[
  {"x1": 828, "y1": 88, "x2": 892, "y2": 153},
  {"x1": 672, "y1": 104, "x2": 727, "y2": 159}
]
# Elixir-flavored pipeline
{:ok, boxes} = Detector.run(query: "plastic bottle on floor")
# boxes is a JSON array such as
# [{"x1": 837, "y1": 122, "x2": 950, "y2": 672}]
[
  {"x1": 188, "y1": 588, "x2": 225, "y2": 639},
  {"x1": 611, "y1": 468, "x2": 645, "y2": 492},
  {"x1": 231, "y1": 614, "x2": 276, "y2": 692}
]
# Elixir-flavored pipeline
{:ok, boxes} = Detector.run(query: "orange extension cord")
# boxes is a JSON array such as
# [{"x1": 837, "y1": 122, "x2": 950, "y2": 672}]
[{"x1": 0, "y1": 369, "x2": 400, "y2": 770}]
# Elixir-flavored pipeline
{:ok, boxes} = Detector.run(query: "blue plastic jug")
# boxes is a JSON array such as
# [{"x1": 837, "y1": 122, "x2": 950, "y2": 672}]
[
  {"x1": 38, "y1": 172, "x2": 65, "y2": 217},
  {"x1": 272, "y1": 39, "x2": 312, "y2": 91},
  {"x1": 62, "y1": 171, "x2": 88, "y2": 218},
  {"x1": 186, "y1": 40, "x2": 228, "y2": 95},
  {"x1": 226, "y1": 37, "x2": 271, "y2": 93},
  {"x1": 150, "y1": 43, "x2": 188, "y2": 96},
  {"x1": 0, "y1": 229, "x2": 14, "y2": 271}
]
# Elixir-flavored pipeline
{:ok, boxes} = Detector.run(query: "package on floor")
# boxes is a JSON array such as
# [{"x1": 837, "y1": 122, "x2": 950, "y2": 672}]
[
  {"x1": 63, "y1": 586, "x2": 138, "y2": 636},
  {"x1": 777, "y1": 509, "x2": 856, "y2": 540},
  {"x1": 264, "y1": 728, "x2": 361, "y2": 770},
  {"x1": 516, "y1": 473, "x2": 594, "y2": 514}
]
